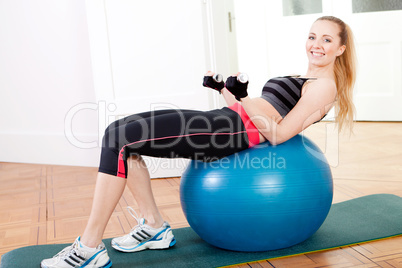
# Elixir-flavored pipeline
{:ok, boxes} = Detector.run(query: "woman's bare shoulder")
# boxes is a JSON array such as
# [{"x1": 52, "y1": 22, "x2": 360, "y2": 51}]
[
  {"x1": 309, "y1": 77, "x2": 336, "y2": 87},
  {"x1": 303, "y1": 77, "x2": 336, "y2": 95}
]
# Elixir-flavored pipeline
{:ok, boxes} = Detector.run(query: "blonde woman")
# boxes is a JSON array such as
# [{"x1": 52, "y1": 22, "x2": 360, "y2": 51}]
[{"x1": 41, "y1": 16, "x2": 356, "y2": 268}]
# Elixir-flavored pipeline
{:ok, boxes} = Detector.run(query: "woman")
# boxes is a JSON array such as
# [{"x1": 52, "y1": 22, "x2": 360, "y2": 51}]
[{"x1": 41, "y1": 15, "x2": 356, "y2": 268}]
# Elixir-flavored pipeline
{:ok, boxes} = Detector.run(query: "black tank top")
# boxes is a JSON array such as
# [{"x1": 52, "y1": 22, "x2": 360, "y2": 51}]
[{"x1": 261, "y1": 76, "x2": 317, "y2": 118}]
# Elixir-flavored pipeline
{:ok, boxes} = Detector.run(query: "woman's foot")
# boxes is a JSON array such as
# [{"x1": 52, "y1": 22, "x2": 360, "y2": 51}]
[
  {"x1": 111, "y1": 207, "x2": 176, "y2": 252},
  {"x1": 41, "y1": 237, "x2": 112, "y2": 268}
]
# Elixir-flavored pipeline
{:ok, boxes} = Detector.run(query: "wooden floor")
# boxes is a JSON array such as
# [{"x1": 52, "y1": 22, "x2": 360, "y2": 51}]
[{"x1": 0, "y1": 122, "x2": 401, "y2": 267}]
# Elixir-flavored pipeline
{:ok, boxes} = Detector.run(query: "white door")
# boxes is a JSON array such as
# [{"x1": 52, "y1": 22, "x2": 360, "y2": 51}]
[
  {"x1": 253, "y1": 0, "x2": 402, "y2": 121},
  {"x1": 204, "y1": 0, "x2": 239, "y2": 107},
  {"x1": 86, "y1": 0, "x2": 212, "y2": 178},
  {"x1": 333, "y1": 0, "x2": 402, "y2": 121}
]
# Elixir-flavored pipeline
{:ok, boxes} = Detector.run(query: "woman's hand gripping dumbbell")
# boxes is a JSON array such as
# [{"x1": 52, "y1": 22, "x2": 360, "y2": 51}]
[
  {"x1": 224, "y1": 73, "x2": 249, "y2": 101},
  {"x1": 203, "y1": 71, "x2": 249, "y2": 101},
  {"x1": 203, "y1": 71, "x2": 225, "y2": 93}
]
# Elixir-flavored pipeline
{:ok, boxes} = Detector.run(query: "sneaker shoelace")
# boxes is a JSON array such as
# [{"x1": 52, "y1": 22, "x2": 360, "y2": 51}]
[
  {"x1": 127, "y1": 206, "x2": 140, "y2": 225},
  {"x1": 126, "y1": 206, "x2": 152, "y2": 240},
  {"x1": 127, "y1": 206, "x2": 146, "y2": 230},
  {"x1": 53, "y1": 240, "x2": 86, "y2": 263}
]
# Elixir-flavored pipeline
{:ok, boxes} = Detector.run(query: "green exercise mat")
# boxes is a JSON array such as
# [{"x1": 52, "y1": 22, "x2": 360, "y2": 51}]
[{"x1": 2, "y1": 194, "x2": 402, "y2": 268}]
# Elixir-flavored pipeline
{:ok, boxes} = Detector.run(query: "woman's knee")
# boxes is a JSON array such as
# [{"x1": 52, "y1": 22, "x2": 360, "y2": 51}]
[
  {"x1": 104, "y1": 118, "x2": 121, "y2": 136},
  {"x1": 101, "y1": 126, "x2": 120, "y2": 151}
]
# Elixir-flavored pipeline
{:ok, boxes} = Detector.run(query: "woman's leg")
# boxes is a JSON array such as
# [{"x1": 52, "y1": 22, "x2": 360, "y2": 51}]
[
  {"x1": 82, "y1": 108, "x2": 248, "y2": 247},
  {"x1": 125, "y1": 155, "x2": 164, "y2": 228},
  {"x1": 41, "y1": 108, "x2": 249, "y2": 266},
  {"x1": 81, "y1": 156, "x2": 163, "y2": 247},
  {"x1": 81, "y1": 172, "x2": 126, "y2": 248},
  {"x1": 79, "y1": 110, "x2": 186, "y2": 248},
  {"x1": 109, "y1": 154, "x2": 176, "y2": 253}
]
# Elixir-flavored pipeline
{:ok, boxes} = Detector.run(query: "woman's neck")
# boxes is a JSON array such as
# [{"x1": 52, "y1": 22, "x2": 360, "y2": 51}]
[{"x1": 305, "y1": 63, "x2": 335, "y2": 80}]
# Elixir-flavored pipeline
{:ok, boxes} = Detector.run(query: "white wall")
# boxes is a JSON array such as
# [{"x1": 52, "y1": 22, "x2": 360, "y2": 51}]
[
  {"x1": 233, "y1": 0, "x2": 270, "y2": 98},
  {"x1": 233, "y1": 0, "x2": 310, "y2": 95},
  {"x1": 0, "y1": 0, "x2": 100, "y2": 167},
  {"x1": 0, "y1": 0, "x2": 217, "y2": 170},
  {"x1": 85, "y1": 0, "x2": 214, "y2": 178}
]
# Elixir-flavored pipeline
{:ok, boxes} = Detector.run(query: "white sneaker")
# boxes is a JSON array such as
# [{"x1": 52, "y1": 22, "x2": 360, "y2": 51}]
[
  {"x1": 41, "y1": 237, "x2": 112, "y2": 268},
  {"x1": 111, "y1": 207, "x2": 176, "y2": 252}
]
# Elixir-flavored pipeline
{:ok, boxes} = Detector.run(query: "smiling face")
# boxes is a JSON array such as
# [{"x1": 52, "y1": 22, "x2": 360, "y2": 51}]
[{"x1": 306, "y1": 20, "x2": 346, "y2": 68}]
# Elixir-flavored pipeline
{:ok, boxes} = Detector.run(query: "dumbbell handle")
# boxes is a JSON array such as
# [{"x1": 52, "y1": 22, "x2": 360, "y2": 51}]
[
  {"x1": 213, "y1": 73, "x2": 248, "y2": 84},
  {"x1": 212, "y1": 73, "x2": 223, "y2": 83},
  {"x1": 212, "y1": 73, "x2": 248, "y2": 84},
  {"x1": 237, "y1": 73, "x2": 249, "y2": 84}
]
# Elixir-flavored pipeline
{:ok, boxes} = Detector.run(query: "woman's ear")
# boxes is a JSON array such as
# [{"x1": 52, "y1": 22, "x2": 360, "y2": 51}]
[{"x1": 337, "y1": 45, "x2": 346, "y2": 56}]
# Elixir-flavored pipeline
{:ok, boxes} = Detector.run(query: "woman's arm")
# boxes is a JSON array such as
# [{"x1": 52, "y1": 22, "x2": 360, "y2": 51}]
[
  {"x1": 241, "y1": 79, "x2": 336, "y2": 145},
  {"x1": 221, "y1": 88, "x2": 239, "y2": 107},
  {"x1": 204, "y1": 71, "x2": 239, "y2": 107}
]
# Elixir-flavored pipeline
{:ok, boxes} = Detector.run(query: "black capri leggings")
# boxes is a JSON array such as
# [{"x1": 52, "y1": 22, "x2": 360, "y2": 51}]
[{"x1": 98, "y1": 107, "x2": 251, "y2": 178}]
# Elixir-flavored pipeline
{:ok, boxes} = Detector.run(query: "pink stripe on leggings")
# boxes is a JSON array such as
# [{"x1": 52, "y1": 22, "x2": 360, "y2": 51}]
[
  {"x1": 228, "y1": 103, "x2": 260, "y2": 148},
  {"x1": 116, "y1": 131, "x2": 248, "y2": 178}
]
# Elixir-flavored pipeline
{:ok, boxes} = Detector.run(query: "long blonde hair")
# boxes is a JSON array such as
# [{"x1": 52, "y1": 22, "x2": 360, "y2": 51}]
[{"x1": 316, "y1": 16, "x2": 357, "y2": 133}]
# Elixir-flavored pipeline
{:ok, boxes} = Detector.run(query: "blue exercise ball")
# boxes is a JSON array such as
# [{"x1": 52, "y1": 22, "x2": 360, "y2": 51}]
[{"x1": 180, "y1": 134, "x2": 333, "y2": 252}]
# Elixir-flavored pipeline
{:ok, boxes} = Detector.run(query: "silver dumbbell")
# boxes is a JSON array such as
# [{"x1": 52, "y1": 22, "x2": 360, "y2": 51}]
[
  {"x1": 212, "y1": 73, "x2": 223, "y2": 83},
  {"x1": 213, "y1": 73, "x2": 248, "y2": 83},
  {"x1": 237, "y1": 73, "x2": 249, "y2": 83}
]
